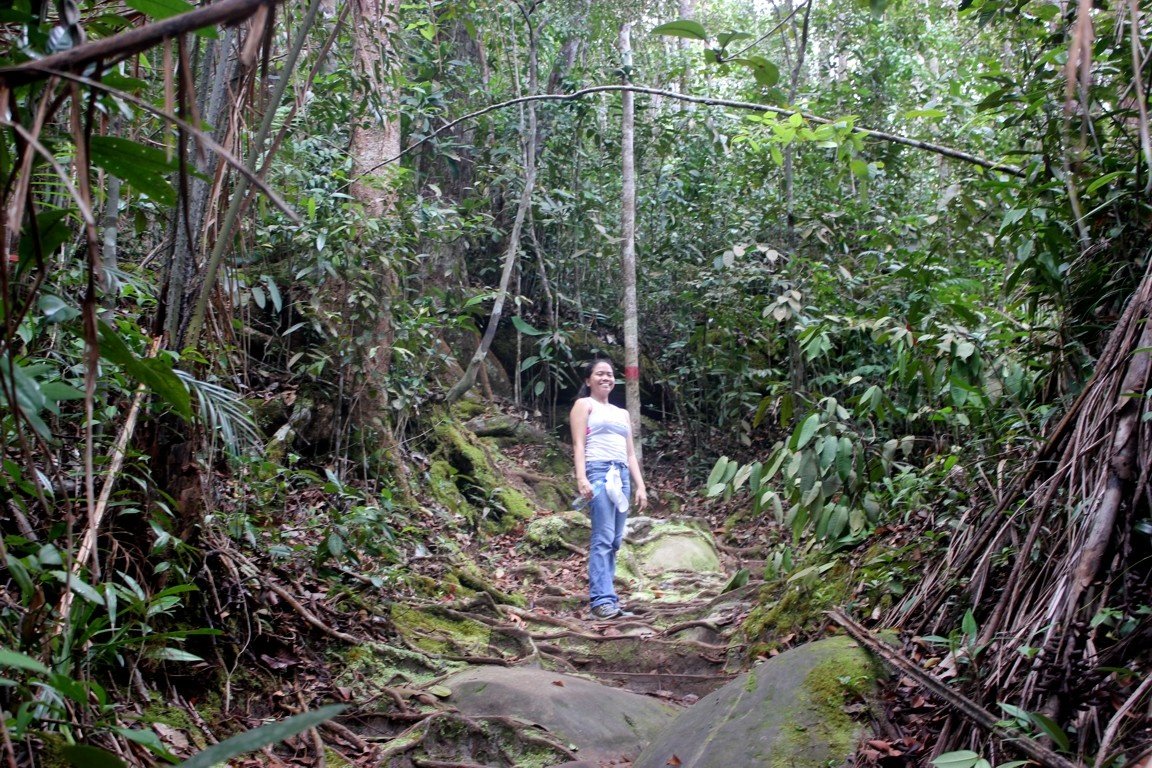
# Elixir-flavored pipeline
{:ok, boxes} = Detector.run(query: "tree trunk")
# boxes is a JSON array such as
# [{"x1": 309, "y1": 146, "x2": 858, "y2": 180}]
[
  {"x1": 619, "y1": 23, "x2": 642, "y2": 467},
  {"x1": 166, "y1": 29, "x2": 235, "y2": 343},
  {"x1": 346, "y1": 0, "x2": 402, "y2": 422}
]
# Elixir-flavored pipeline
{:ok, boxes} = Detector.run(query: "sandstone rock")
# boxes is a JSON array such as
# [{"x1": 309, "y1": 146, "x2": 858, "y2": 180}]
[{"x1": 633, "y1": 636, "x2": 880, "y2": 768}]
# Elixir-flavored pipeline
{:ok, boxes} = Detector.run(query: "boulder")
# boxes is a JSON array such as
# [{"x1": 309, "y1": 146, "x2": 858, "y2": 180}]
[
  {"x1": 633, "y1": 636, "x2": 880, "y2": 768},
  {"x1": 620, "y1": 517, "x2": 727, "y2": 602},
  {"x1": 441, "y1": 666, "x2": 680, "y2": 763}
]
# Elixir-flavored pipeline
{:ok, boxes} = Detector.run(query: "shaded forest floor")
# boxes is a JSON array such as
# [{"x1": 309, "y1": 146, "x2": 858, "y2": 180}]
[{"x1": 114, "y1": 402, "x2": 1152, "y2": 768}]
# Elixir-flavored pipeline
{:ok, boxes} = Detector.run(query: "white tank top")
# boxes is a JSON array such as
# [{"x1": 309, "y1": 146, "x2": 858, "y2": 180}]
[{"x1": 584, "y1": 400, "x2": 630, "y2": 463}]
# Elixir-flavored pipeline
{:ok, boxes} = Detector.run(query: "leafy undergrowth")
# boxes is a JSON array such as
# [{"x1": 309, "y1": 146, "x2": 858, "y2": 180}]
[{"x1": 113, "y1": 412, "x2": 767, "y2": 767}]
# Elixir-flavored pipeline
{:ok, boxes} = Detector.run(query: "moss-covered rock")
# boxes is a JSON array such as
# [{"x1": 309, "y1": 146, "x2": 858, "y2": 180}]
[
  {"x1": 441, "y1": 666, "x2": 681, "y2": 764},
  {"x1": 741, "y1": 555, "x2": 857, "y2": 656},
  {"x1": 431, "y1": 419, "x2": 537, "y2": 531},
  {"x1": 391, "y1": 604, "x2": 493, "y2": 657},
  {"x1": 618, "y1": 517, "x2": 728, "y2": 602},
  {"x1": 427, "y1": 460, "x2": 469, "y2": 515},
  {"x1": 633, "y1": 636, "x2": 880, "y2": 768},
  {"x1": 525, "y1": 511, "x2": 589, "y2": 553},
  {"x1": 332, "y1": 641, "x2": 460, "y2": 701}
]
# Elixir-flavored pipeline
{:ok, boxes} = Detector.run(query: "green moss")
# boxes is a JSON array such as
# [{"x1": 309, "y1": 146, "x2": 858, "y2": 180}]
[
  {"x1": 451, "y1": 399, "x2": 487, "y2": 419},
  {"x1": 531, "y1": 479, "x2": 567, "y2": 512},
  {"x1": 391, "y1": 604, "x2": 492, "y2": 656},
  {"x1": 35, "y1": 733, "x2": 68, "y2": 768},
  {"x1": 333, "y1": 641, "x2": 457, "y2": 702},
  {"x1": 140, "y1": 699, "x2": 208, "y2": 750},
  {"x1": 525, "y1": 513, "x2": 584, "y2": 551},
  {"x1": 432, "y1": 420, "x2": 536, "y2": 531},
  {"x1": 452, "y1": 563, "x2": 526, "y2": 607},
  {"x1": 742, "y1": 560, "x2": 855, "y2": 650},
  {"x1": 428, "y1": 460, "x2": 470, "y2": 514},
  {"x1": 325, "y1": 747, "x2": 354, "y2": 767},
  {"x1": 770, "y1": 637, "x2": 878, "y2": 768}
]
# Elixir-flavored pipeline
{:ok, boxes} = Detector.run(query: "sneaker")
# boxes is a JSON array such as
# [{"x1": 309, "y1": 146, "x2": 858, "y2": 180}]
[{"x1": 590, "y1": 604, "x2": 622, "y2": 619}]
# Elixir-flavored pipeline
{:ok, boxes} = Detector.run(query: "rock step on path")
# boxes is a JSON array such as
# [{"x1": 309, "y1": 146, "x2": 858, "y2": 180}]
[{"x1": 356, "y1": 511, "x2": 882, "y2": 767}]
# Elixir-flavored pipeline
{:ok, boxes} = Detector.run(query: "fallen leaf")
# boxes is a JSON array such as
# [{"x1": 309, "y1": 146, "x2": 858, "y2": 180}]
[
  {"x1": 153, "y1": 723, "x2": 190, "y2": 750},
  {"x1": 666, "y1": 755, "x2": 682, "y2": 767},
  {"x1": 552, "y1": 680, "x2": 565, "y2": 687}
]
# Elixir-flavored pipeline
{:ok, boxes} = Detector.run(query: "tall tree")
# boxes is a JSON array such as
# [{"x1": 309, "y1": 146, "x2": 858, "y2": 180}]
[
  {"x1": 619, "y1": 21, "x2": 642, "y2": 465},
  {"x1": 347, "y1": 0, "x2": 402, "y2": 419}
]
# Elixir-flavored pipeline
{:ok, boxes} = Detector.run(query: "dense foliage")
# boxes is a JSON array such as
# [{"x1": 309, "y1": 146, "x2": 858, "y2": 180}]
[{"x1": 0, "y1": 0, "x2": 1149, "y2": 764}]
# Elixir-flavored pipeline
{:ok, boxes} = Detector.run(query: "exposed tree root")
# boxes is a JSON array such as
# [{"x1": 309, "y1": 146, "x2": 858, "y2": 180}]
[{"x1": 892, "y1": 257, "x2": 1152, "y2": 761}]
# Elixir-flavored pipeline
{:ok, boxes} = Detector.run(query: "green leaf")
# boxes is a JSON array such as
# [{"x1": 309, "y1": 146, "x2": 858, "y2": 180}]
[
  {"x1": 511, "y1": 316, "x2": 548, "y2": 336},
  {"x1": 715, "y1": 31, "x2": 752, "y2": 50},
  {"x1": 126, "y1": 0, "x2": 216, "y2": 36},
  {"x1": 1029, "y1": 713, "x2": 1070, "y2": 752},
  {"x1": 148, "y1": 647, "x2": 204, "y2": 663},
  {"x1": 850, "y1": 159, "x2": 870, "y2": 178},
  {"x1": 18, "y1": 210, "x2": 72, "y2": 264},
  {"x1": 114, "y1": 726, "x2": 174, "y2": 759},
  {"x1": 0, "y1": 647, "x2": 49, "y2": 676},
  {"x1": 50, "y1": 571, "x2": 105, "y2": 605},
  {"x1": 722, "y1": 568, "x2": 750, "y2": 593},
  {"x1": 39, "y1": 381, "x2": 85, "y2": 402},
  {"x1": 793, "y1": 413, "x2": 821, "y2": 450},
  {"x1": 176, "y1": 705, "x2": 346, "y2": 768},
  {"x1": 904, "y1": 108, "x2": 947, "y2": 120},
  {"x1": 0, "y1": 353, "x2": 55, "y2": 438},
  {"x1": 1085, "y1": 170, "x2": 1125, "y2": 196},
  {"x1": 127, "y1": 0, "x2": 193, "y2": 19},
  {"x1": 931, "y1": 751, "x2": 982, "y2": 768},
  {"x1": 736, "y1": 56, "x2": 779, "y2": 87},
  {"x1": 748, "y1": 461, "x2": 763, "y2": 495},
  {"x1": 705, "y1": 456, "x2": 730, "y2": 490},
  {"x1": 61, "y1": 745, "x2": 128, "y2": 768},
  {"x1": 38, "y1": 294, "x2": 80, "y2": 324},
  {"x1": 97, "y1": 321, "x2": 192, "y2": 420},
  {"x1": 731, "y1": 462, "x2": 753, "y2": 491},
  {"x1": 89, "y1": 136, "x2": 178, "y2": 206},
  {"x1": 651, "y1": 20, "x2": 708, "y2": 41}
]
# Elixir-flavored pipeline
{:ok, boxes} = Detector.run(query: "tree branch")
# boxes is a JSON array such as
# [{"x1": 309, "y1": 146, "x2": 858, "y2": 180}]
[
  {"x1": 0, "y1": 0, "x2": 277, "y2": 87},
  {"x1": 368, "y1": 84, "x2": 1024, "y2": 177}
]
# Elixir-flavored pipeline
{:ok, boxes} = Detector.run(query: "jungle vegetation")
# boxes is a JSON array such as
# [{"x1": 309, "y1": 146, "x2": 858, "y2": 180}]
[{"x1": 0, "y1": 0, "x2": 1150, "y2": 765}]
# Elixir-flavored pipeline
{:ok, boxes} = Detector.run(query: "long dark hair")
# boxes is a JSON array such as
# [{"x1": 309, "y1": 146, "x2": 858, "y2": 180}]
[{"x1": 575, "y1": 358, "x2": 614, "y2": 399}]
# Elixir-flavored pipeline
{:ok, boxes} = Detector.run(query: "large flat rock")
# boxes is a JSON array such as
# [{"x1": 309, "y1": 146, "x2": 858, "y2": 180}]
[
  {"x1": 633, "y1": 636, "x2": 879, "y2": 768},
  {"x1": 441, "y1": 666, "x2": 681, "y2": 763}
]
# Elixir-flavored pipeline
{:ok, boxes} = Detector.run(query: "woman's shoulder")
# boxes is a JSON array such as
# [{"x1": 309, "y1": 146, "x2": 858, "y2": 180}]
[{"x1": 570, "y1": 396, "x2": 595, "y2": 413}]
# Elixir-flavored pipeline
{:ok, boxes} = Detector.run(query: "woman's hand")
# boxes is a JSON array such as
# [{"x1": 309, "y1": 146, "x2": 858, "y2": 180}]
[
  {"x1": 635, "y1": 486, "x2": 648, "y2": 511},
  {"x1": 577, "y1": 475, "x2": 594, "y2": 499}
]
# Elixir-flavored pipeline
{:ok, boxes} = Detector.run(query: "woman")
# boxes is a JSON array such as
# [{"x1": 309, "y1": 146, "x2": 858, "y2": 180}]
[{"x1": 570, "y1": 358, "x2": 648, "y2": 619}]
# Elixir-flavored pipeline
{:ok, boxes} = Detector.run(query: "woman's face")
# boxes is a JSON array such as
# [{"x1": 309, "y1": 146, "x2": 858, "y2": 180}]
[{"x1": 587, "y1": 362, "x2": 616, "y2": 395}]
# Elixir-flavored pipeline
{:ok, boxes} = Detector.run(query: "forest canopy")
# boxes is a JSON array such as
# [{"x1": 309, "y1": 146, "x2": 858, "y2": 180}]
[{"x1": 0, "y1": 0, "x2": 1150, "y2": 765}]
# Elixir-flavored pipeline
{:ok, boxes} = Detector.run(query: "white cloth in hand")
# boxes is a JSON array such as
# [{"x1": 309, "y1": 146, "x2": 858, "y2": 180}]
[{"x1": 605, "y1": 465, "x2": 629, "y2": 513}]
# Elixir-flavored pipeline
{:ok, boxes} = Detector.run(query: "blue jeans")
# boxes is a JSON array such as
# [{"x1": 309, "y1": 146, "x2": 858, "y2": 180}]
[{"x1": 586, "y1": 460, "x2": 630, "y2": 609}]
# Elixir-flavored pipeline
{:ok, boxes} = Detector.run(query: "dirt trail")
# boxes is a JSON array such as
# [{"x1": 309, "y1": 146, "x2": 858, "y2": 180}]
[{"x1": 346, "y1": 435, "x2": 772, "y2": 767}]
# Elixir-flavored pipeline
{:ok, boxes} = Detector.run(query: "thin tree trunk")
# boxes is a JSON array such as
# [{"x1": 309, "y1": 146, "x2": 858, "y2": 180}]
[
  {"x1": 184, "y1": 2, "x2": 320, "y2": 347},
  {"x1": 782, "y1": 0, "x2": 812, "y2": 239},
  {"x1": 677, "y1": 0, "x2": 694, "y2": 105},
  {"x1": 619, "y1": 22, "x2": 642, "y2": 467},
  {"x1": 99, "y1": 174, "x2": 121, "y2": 304},
  {"x1": 347, "y1": 0, "x2": 402, "y2": 419},
  {"x1": 166, "y1": 28, "x2": 234, "y2": 342}
]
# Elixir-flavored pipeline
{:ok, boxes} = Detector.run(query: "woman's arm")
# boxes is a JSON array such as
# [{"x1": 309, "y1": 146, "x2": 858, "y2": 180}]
[
  {"x1": 569, "y1": 398, "x2": 593, "y2": 498},
  {"x1": 625, "y1": 432, "x2": 648, "y2": 511}
]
